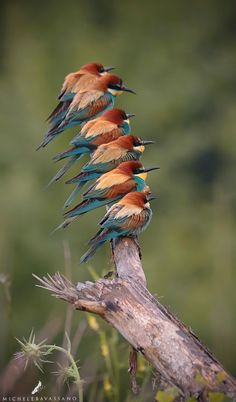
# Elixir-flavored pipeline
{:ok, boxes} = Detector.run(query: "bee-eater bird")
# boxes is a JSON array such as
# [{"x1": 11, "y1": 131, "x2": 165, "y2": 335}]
[
  {"x1": 71, "y1": 108, "x2": 135, "y2": 147},
  {"x1": 47, "y1": 62, "x2": 114, "y2": 125},
  {"x1": 80, "y1": 189, "x2": 155, "y2": 264},
  {"x1": 48, "y1": 109, "x2": 135, "y2": 186},
  {"x1": 63, "y1": 135, "x2": 154, "y2": 208},
  {"x1": 39, "y1": 74, "x2": 135, "y2": 149},
  {"x1": 55, "y1": 161, "x2": 158, "y2": 229}
]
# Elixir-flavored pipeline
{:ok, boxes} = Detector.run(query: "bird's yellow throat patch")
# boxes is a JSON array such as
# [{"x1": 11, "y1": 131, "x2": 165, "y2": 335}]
[
  {"x1": 108, "y1": 88, "x2": 124, "y2": 96},
  {"x1": 136, "y1": 172, "x2": 147, "y2": 181},
  {"x1": 134, "y1": 145, "x2": 145, "y2": 153}
]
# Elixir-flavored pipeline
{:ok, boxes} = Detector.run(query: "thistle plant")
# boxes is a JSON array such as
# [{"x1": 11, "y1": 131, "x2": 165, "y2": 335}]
[
  {"x1": 15, "y1": 330, "x2": 83, "y2": 401},
  {"x1": 15, "y1": 330, "x2": 53, "y2": 372}
]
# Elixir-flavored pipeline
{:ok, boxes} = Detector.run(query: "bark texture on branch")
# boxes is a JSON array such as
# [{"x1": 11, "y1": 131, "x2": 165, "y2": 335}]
[{"x1": 34, "y1": 236, "x2": 236, "y2": 401}]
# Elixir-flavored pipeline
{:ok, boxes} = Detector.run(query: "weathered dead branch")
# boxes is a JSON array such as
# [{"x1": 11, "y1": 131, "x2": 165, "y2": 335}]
[{"x1": 34, "y1": 236, "x2": 236, "y2": 400}]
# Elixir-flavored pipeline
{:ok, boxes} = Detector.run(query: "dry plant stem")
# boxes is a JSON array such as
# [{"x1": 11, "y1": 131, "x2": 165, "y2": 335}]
[
  {"x1": 46, "y1": 344, "x2": 83, "y2": 402},
  {"x1": 56, "y1": 241, "x2": 73, "y2": 396},
  {"x1": 34, "y1": 236, "x2": 236, "y2": 401},
  {"x1": 128, "y1": 347, "x2": 139, "y2": 394}
]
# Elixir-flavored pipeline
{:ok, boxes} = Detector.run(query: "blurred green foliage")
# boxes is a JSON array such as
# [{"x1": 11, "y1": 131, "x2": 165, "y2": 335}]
[{"x1": 0, "y1": 0, "x2": 236, "y2": 399}]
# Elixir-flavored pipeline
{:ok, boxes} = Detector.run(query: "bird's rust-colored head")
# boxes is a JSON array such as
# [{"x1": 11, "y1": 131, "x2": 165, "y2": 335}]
[
  {"x1": 117, "y1": 160, "x2": 143, "y2": 175},
  {"x1": 96, "y1": 74, "x2": 136, "y2": 95},
  {"x1": 118, "y1": 161, "x2": 158, "y2": 179},
  {"x1": 80, "y1": 62, "x2": 114, "y2": 76},
  {"x1": 100, "y1": 109, "x2": 135, "y2": 125},
  {"x1": 113, "y1": 135, "x2": 140, "y2": 150},
  {"x1": 120, "y1": 190, "x2": 151, "y2": 208},
  {"x1": 114, "y1": 135, "x2": 154, "y2": 152}
]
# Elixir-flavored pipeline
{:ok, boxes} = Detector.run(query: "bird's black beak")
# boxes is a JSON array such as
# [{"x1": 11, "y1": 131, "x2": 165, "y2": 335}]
[
  {"x1": 147, "y1": 195, "x2": 158, "y2": 201},
  {"x1": 103, "y1": 66, "x2": 115, "y2": 72},
  {"x1": 120, "y1": 85, "x2": 136, "y2": 94},
  {"x1": 140, "y1": 140, "x2": 155, "y2": 145},
  {"x1": 126, "y1": 113, "x2": 136, "y2": 119},
  {"x1": 142, "y1": 166, "x2": 160, "y2": 173}
]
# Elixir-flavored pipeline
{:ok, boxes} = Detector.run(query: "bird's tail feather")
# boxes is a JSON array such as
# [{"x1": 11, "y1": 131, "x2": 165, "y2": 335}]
[
  {"x1": 46, "y1": 102, "x2": 63, "y2": 122},
  {"x1": 46, "y1": 101, "x2": 70, "y2": 123},
  {"x1": 66, "y1": 171, "x2": 99, "y2": 184},
  {"x1": 88, "y1": 228, "x2": 116, "y2": 246},
  {"x1": 63, "y1": 182, "x2": 86, "y2": 209},
  {"x1": 70, "y1": 136, "x2": 90, "y2": 146},
  {"x1": 47, "y1": 156, "x2": 78, "y2": 187},
  {"x1": 80, "y1": 241, "x2": 105, "y2": 264},
  {"x1": 36, "y1": 135, "x2": 54, "y2": 150},
  {"x1": 53, "y1": 145, "x2": 93, "y2": 161},
  {"x1": 51, "y1": 216, "x2": 77, "y2": 234},
  {"x1": 64, "y1": 198, "x2": 113, "y2": 218},
  {"x1": 36, "y1": 120, "x2": 63, "y2": 150},
  {"x1": 53, "y1": 149, "x2": 84, "y2": 162}
]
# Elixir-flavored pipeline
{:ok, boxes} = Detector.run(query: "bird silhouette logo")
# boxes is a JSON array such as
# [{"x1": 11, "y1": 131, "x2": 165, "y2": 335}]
[{"x1": 31, "y1": 380, "x2": 44, "y2": 394}]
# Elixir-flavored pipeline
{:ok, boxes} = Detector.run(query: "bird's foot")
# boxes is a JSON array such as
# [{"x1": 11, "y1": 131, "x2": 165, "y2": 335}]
[{"x1": 103, "y1": 270, "x2": 115, "y2": 279}]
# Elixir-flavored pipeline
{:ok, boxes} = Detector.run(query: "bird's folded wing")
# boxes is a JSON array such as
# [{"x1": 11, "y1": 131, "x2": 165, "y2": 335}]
[
  {"x1": 84, "y1": 120, "x2": 117, "y2": 139},
  {"x1": 99, "y1": 204, "x2": 122, "y2": 226},
  {"x1": 95, "y1": 172, "x2": 129, "y2": 189},
  {"x1": 99, "y1": 203, "x2": 143, "y2": 228},
  {"x1": 66, "y1": 170, "x2": 100, "y2": 184},
  {"x1": 119, "y1": 210, "x2": 149, "y2": 230},
  {"x1": 115, "y1": 204, "x2": 143, "y2": 219},
  {"x1": 59, "y1": 71, "x2": 84, "y2": 100},
  {"x1": 84, "y1": 177, "x2": 133, "y2": 200},
  {"x1": 87, "y1": 144, "x2": 126, "y2": 165},
  {"x1": 72, "y1": 74, "x2": 99, "y2": 93},
  {"x1": 82, "y1": 172, "x2": 123, "y2": 198},
  {"x1": 69, "y1": 90, "x2": 104, "y2": 112}
]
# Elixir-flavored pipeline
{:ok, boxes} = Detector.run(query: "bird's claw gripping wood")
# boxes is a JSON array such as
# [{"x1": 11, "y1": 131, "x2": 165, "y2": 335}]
[{"x1": 103, "y1": 270, "x2": 115, "y2": 279}]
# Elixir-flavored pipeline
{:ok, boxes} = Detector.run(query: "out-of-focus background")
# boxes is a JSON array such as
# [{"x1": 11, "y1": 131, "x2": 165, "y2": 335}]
[{"x1": 0, "y1": 0, "x2": 236, "y2": 399}]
